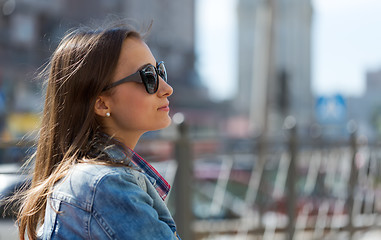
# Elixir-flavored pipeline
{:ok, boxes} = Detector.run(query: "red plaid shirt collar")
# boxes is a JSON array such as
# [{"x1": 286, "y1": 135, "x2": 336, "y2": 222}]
[{"x1": 102, "y1": 138, "x2": 170, "y2": 201}]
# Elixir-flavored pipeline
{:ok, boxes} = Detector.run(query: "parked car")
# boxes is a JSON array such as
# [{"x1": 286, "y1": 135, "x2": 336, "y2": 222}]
[{"x1": 0, "y1": 163, "x2": 31, "y2": 219}]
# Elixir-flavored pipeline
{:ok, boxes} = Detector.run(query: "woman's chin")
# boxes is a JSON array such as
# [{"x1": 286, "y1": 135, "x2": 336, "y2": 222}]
[{"x1": 155, "y1": 118, "x2": 172, "y2": 131}]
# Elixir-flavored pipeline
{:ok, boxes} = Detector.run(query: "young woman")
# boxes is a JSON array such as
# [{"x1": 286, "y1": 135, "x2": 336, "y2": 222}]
[{"x1": 17, "y1": 23, "x2": 180, "y2": 240}]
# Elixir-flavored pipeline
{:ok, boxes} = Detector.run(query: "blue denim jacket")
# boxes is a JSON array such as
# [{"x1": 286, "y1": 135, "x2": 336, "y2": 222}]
[{"x1": 38, "y1": 144, "x2": 180, "y2": 240}]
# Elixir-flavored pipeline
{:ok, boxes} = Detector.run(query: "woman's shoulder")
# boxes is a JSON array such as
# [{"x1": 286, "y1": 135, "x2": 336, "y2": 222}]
[
  {"x1": 72, "y1": 163, "x2": 147, "y2": 190},
  {"x1": 51, "y1": 164, "x2": 143, "y2": 211},
  {"x1": 67, "y1": 163, "x2": 136, "y2": 185},
  {"x1": 70, "y1": 163, "x2": 132, "y2": 177}
]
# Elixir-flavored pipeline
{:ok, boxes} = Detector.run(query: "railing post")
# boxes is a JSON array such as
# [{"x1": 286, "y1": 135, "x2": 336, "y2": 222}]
[
  {"x1": 174, "y1": 119, "x2": 194, "y2": 240},
  {"x1": 347, "y1": 120, "x2": 358, "y2": 239},
  {"x1": 284, "y1": 116, "x2": 297, "y2": 240}
]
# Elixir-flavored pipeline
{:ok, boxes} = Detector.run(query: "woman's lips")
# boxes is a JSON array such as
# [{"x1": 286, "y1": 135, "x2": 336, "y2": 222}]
[{"x1": 158, "y1": 105, "x2": 170, "y2": 111}]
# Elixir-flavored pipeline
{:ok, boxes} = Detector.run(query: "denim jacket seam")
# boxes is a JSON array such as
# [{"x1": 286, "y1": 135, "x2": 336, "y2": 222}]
[
  {"x1": 84, "y1": 206, "x2": 92, "y2": 240},
  {"x1": 44, "y1": 198, "x2": 60, "y2": 240},
  {"x1": 90, "y1": 209, "x2": 115, "y2": 240},
  {"x1": 47, "y1": 199, "x2": 91, "y2": 239},
  {"x1": 50, "y1": 193, "x2": 91, "y2": 212},
  {"x1": 87, "y1": 167, "x2": 138, "y2": 206},
  {"x1": 89, "y1": 167, "x2": 140, "y2": 202},
  {"x1": 87, "y1": 169, "x2": 140, "y2": 239}
]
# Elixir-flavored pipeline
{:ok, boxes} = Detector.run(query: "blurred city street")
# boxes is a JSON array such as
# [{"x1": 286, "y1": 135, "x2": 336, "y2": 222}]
[{"x1": 1, "y1": 0, "x2": 381, "y2": 239}]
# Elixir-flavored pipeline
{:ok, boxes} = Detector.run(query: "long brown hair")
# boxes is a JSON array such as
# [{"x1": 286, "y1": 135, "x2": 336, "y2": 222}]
[{"x1": 17, "y1": 23, "x2": 141, "y2": 240}]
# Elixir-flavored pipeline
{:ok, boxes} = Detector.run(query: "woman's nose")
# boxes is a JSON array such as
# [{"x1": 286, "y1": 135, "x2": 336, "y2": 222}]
[{"x1": 157, "y1": 77, "x2": 173, "y2": 97}]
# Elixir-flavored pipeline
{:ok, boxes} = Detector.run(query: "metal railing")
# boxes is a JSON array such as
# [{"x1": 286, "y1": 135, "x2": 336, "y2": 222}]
[
  {"x1": 172, "y1": 120, "x2": 381, "y2": 240},
  {"x1": 1, "y1": 120, "x2": 381, "y2": 240}
]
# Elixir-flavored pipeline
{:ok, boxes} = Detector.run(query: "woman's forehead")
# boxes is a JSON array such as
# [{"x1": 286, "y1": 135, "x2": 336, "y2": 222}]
[{"x1": 113, "y1": 38, "x2": 155, "y2": 80}]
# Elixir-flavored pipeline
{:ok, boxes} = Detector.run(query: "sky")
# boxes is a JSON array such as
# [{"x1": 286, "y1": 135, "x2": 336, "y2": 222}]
[
  {"x1": 195, "y1": 0, "x2": 238, "y2": 101},
  {"x1": 312, "y1": 0, "x2": 381, "y2": 97},
  {"x1": 196, "y1": 0, "x2": 381, "y2": 101}
]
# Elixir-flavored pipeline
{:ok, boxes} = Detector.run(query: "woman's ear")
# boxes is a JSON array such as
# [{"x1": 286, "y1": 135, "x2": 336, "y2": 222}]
[{"x1": 94, "y1": 96, "x2": 111, "y2": 117}]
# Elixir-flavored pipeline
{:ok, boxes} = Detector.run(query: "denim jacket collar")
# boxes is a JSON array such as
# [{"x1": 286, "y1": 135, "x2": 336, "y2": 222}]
[{"x1": 102, "y1": 137, "x2": 171, "y2": 201}]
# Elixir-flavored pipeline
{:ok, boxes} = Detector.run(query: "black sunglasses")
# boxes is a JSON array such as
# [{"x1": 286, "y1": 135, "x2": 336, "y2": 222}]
[{"x1": 103, "y1": 61, "x2": 167, "y2": 94}]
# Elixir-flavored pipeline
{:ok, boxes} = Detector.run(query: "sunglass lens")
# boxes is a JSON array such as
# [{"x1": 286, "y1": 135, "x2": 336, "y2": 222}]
[
  {"x1": 157, "y1": 62, "x2": 167, "y2": 82},
  {"x1": 142, "y1": 65, "x2": 158, "y2": 94}
]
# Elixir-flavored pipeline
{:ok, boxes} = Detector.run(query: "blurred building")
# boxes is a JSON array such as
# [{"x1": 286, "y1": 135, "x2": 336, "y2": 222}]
[
  {"x1": 124, "y1": 0, "x2": 210, "y2": 107},
  {"x1": 0, "y1": 0, "x2": 130, "y2": 139},
  {"x1": 347, "y1": 67, "x2": 381, "y2": 140},
  {"x1": 0, "y1": 0, "x2": 220, "y2": 140},
  {"x1": 123, "y1": 0, "x2": 221, "y2": 138},
  {"x1": 236, "y1": 0, "x2": 314, "y2": 137}
]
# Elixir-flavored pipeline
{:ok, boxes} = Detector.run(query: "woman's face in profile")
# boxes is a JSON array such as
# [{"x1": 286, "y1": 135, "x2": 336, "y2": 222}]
[{"x1": 102, "y1": 37, "x2": 173, "y2": 139}]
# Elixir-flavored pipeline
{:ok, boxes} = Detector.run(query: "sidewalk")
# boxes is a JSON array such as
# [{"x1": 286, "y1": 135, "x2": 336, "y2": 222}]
[{"x1": 0, "y1": 219, "x2": 18, "y2": 240}]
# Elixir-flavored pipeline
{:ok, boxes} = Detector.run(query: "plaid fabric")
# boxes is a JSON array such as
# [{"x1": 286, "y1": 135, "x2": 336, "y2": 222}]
[
  {"x1": 101, "y1": 136, "x2": 170, "y2": 201},
  {"x1": 127, "y1": 148, "x2": 171, "y2": 201}
]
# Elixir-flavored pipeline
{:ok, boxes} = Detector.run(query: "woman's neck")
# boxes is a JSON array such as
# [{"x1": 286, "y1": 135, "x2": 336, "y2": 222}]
[{"x1": 103, "y1": 129, "x2": 143, "y2": 150}]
